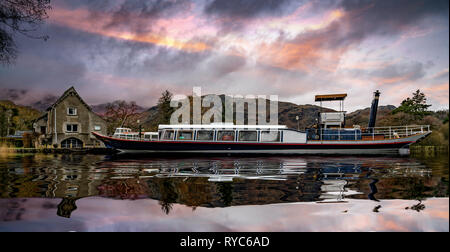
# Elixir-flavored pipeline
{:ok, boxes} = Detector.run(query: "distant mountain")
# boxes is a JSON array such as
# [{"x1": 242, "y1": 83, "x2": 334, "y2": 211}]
[
  {"x1": 277, "y1": 101, "x2": 335, "y2": 129},
  {"x1": 29, "y1": 94, "x2": 58, "y2": 111},
  {"x1": 1, "y1": 87, "x2": 401, "y2": 131},
  {"x1": 137, "y1": 95, "x2": 336, "y2": 131},
  {"x1": 90, "y1": 101, "x2": 148, "y2": 115},
  {"x1": 0, "y1": 88, "x2": 151, "y2": 114},
  {"x1": 345, "y1": 105, "x2": 396, "y2": 127},
  {"x1": 135, "y1": 95, "x2": 401, "y2": 131},
  {"x1": 0, "y1": 88, "x2": 59, "y2": 111},
  {"x1": 0, "y1": 88, "x2": 28, "y2": 101}
]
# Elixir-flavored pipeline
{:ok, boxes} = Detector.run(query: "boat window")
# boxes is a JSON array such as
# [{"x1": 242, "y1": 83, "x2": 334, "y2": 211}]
[
  {"x1": 161, "y1": 130, "x2": 175, "y2": 140},
  {"x1": 238, "y1": 131, "x2": 258, "y2": 141},
  {"x1": 177, "y1": 130, "x2": 194, "y2": 140},
  {"x1": 196, "y1": 130, "x2": 214, "y2": 141},
  {"x1": 144, "y1": 134, "x2": 151, "y2": 140},
  {"x1": 151, "y1": 135, "x2": 158, "y2": 141},
  {"x1": 217, "y1": 130, "x2": 235, "y2": 141},
  {"x1": 260, "y1": 131, "x2": 280, "y2": 142}
]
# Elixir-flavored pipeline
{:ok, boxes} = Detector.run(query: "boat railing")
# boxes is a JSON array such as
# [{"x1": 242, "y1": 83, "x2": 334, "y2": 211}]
[
  {"x1": 112, "y1": 125, "x2": 431, "y2": 142},
  {"x1": 113, "y1": 133, "x2": 141, "y2": 140},
  {"x1": 113, "y1": 132, "x2": 160, "y2": 141},
  {"x1": 319, "y1": 125, "x2": 430, "y2": 141}
]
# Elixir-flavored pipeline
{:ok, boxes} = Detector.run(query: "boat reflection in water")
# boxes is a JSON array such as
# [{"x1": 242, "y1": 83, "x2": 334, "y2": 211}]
[
  {"x1": 93, "y1": 155, "x2": 440, "y2": 215},
  {"x1": 0, "y1": 154, "x2": 446, "y2": 219}
]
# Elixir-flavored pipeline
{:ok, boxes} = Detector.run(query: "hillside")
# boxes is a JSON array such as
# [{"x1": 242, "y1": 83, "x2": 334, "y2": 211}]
[
  {"x1": 29, "y1": 94, "x2": 59, "y2": 111},
  {"x1": 137, "y1": 95, "x2": 336, "y2": 131},
  {"x1": 345, "y1": 105, "x2": 397, "y2": 127},
  {"x1": 0, "y1": 100, "x2": 41, "y2": 136},
  {"x1": 91, "y1": 101, "x2": 148, "y2": 116}
]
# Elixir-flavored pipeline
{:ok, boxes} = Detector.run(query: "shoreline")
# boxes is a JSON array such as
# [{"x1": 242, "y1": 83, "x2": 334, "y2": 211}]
[
  {"x1": 410, "y1": 145, "x2": 449, "y2": 155},
  {"x1": 0, "y1": 147, "x2": 118, "y2": 154},
  {"x1": 0, "y1": 145, "x2": 448, "y2": 156}
]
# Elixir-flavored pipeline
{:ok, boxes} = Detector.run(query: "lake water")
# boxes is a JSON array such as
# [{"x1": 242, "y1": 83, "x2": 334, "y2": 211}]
[{"x1": 0, "y1": 153, "x2": 448, "y2": 232}]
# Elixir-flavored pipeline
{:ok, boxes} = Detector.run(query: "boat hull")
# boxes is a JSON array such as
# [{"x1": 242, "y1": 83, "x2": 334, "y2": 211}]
[{"x1": 93, "y1": 132, "x2": 430, "y2": 155}]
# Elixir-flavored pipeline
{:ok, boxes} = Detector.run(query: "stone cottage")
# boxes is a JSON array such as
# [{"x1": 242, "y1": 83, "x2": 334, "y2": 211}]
[{"x1": 33, "y1": 87, "x2": 107, "y2": 148}]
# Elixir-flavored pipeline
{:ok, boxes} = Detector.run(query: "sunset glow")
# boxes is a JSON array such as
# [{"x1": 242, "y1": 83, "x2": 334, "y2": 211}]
[{"x1": 0, "y1": 0, "x2": 448, "y2": 111}]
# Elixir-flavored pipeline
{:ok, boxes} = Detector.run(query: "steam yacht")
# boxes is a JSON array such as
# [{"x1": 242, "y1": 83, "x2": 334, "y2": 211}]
[{"x1": 93, "y1": 91, "x2": 431, "y2": 155}]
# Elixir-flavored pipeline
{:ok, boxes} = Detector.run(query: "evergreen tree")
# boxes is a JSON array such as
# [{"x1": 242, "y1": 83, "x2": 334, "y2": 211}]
[
  {"x1": 157, "y1": 90, "x2": 174, "y2": 124},
  {"x1": 392, "y1": 89, "x2": 432, "y2": 119}
]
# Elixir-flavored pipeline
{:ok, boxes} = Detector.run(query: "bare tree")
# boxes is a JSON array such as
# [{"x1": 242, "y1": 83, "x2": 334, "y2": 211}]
[
  {"x1": 104, "y1": 100, "x2": 140, "y2": 134},
  {"x1": 0, "y1": 0, "x2": 51, "y2": 65}
]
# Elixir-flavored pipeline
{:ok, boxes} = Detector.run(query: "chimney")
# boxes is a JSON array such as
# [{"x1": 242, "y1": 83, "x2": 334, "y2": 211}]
[{"x1": 368, "y1": 90, "x2": 380, "y2": 129}]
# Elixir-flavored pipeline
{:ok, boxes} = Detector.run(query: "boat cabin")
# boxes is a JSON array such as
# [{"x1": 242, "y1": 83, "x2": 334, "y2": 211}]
[
  {"x1": 157, "y1": 124, "x2": 307, "y2": 143},
  {"x1": 144, "y1": 132, "x2": 159, "y2": 141},
  {"x1": 315, "y1": 93, "x2": 347, "y2": 129},
  {"x1": 114, "y1": 128, "x2": 132, "y2": 134}
]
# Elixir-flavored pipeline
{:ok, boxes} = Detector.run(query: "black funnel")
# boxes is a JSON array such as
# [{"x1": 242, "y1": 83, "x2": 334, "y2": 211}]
[{"x1": 368, "y1": 90, "x2": 380, "y2": 129}]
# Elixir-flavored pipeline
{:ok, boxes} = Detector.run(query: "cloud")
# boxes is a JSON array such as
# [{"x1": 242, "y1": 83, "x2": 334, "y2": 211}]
[
  {"x1": 203, "y1": 0, "x2": 304, "y2": 34},
  {"x1": 331, "y1": 0, "x2": 448, "y2": 46},
  {"x1": 206, "y1": 54, "x2": 247, "y2": 78},
  {"x1": 249, "y1": 0, "x2": 449, "y2": 74},
  {"x1": 294, "y1": 0, "x2": 448, "y2": 51},
  {"x1": 432, "y1": 68, "x2": 449, "y2": 80},
  {"x1": 48, "y1": 3, "x2": 211, "y2": 53},
  {"x1": 204, "y1": 0, "x2": 293, "y2": 18},
  {"x1": 1, "y1": 0, "x2": 448, "y2": 110},
  {"x1": 368, "y1": 61, "x2": 427, "y2": 85},
  {"x1": 101, "y1": 0, "x2": 193, "y2": 34}
]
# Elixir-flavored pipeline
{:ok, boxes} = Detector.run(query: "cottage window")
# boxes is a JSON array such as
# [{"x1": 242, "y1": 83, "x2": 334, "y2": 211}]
[
  {"x1": 40, "y1": 126, "x2": 46, "y2": 134},
  {"x1": 66, "y1": 124, "x2": 78, "y2": 132},
  {"x1": 61, "y1": 138, "x2": 83, "y2": 148},
  {"x1": 67, "y1": 108, "x2": 77, "y2": 116},
  {"x1": 94, "y1": 125, "x2": 101, "y2": 131}
]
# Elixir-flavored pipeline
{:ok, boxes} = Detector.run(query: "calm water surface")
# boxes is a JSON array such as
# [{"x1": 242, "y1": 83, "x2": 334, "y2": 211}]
[{"x1": 0, "y1": 152, "x2": 448, "y2": 231}]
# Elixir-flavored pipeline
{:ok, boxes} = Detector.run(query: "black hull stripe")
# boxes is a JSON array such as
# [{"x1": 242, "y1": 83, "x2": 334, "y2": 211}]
[{"x1": 93, "y1": 133, "x2": 411, "y2": 151}]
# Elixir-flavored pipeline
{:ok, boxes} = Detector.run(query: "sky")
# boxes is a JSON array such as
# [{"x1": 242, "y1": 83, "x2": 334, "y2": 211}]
[{"x1": 0, "y1": 0, "x2": 449, "y2": 111}]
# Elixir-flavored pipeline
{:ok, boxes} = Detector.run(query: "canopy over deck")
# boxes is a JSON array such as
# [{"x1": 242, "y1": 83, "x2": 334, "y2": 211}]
[{"x1": 315, "y1": 94, "x2": 347, "y2": 102}]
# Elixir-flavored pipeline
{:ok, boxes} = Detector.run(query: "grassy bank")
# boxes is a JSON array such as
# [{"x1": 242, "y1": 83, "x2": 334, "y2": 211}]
[
  {"x1": 0, "y1": 147, "x2": 117, "y2": 154},
  {"x1": 410, "y1": 145, "x2": 449, "y2": 156}
]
